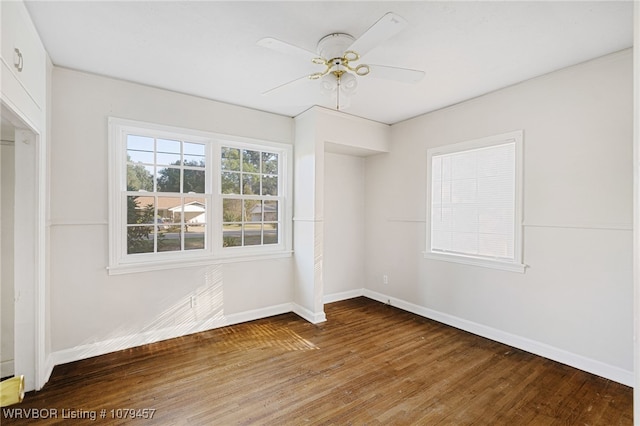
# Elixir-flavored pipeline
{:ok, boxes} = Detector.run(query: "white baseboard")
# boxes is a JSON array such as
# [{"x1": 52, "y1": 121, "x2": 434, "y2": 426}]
[
  {"x1": 363, "y1": 289, "x2": 634, "y2": 387},
  {"x1": 1, "y1": 359, "x2": 14, "y2": 378},
  {"x1": 323, "y1": 289, "x2": 364, "y2": 304},
  {"x1": 51, "y1": 303, "x2": 293, "y2": 367},
  {"x1": 292, "y1": 303, "x2": 327, "y2": 324},
  {"x1": 39, "y1": 355, "x2": 55, "y2": 391}
]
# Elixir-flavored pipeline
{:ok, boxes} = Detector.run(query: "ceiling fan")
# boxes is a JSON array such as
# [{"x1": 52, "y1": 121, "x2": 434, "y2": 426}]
[{"x1": 257, "y1": 12, "x2": 425, "y2": 110}]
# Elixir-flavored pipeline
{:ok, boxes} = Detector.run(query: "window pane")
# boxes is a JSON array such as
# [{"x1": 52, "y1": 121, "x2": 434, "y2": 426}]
[
  {"x1": 157, "y1": 138, "x2": 180, "y2": 153},
  {"x1": 127, "y1": 164, "x2": 154, "y2": 191},
  {"x1": 157, "y1": 229, "x2": 182, "y2": 252},
  {"x1": 223, "y1": 199, "x2": 242, "y2": 222},
  {"x1": 127, "y1": 135, "x2": 154, "y2": 152},
  {"x1": 262, "y1": 152, "x2": 278, "y2": 174},
  {"x1": 242, "y1": 149, "x2": 260, "y2": 172},
  {"x1": 184, "y1": 198, "x2": 207, "y2": 250},
  {"x1": 127, "y1": 196, "x2": 154, "y2": 225},
  {"x1": 184, "y1": 199, "x2": 206, "y2": 224},
  {"x1": 127, "y1": 226, "x2": 154, "y2": 254},
  {"x1": 262, "y1": 175, "x2": 278, "y2": 196},
  {"x1": 244, "y1": 200, "x2": 261, "y2": 222},
  {"x1": 243, "y1": 223, "x2": 262, "y2": 246},
  {"x1": 184, "y1": 141, "x2": 205, "y2": 156},
  {"x1": 223, "y1": 224, "x2": 242, "y2": 247},
  {"x1": 184, "y1": 156, "x2": 205, "y2": 167},
  {"x1": 185, "y1": 222, "x2": 205, "y2": 250},
  {"x1": 158, "y1": 196, "x2": 182, "y2": 224},
  {"x1": 156, "y1": 167, "x2": 181, "y2": 192},
  {"x1": 264, "y1": 223, "x2": 278, "y2": 245},
  {"x1": 221, "y1": 172, "x2": 240, "y2": 194},
  {"x1": 222, "y1": 147, "x2": 240, "y2": 171},
  {"x1": 184, "y1": 142, "x2": 206, "y2": 167},
  {"x1": 264, "y1": 200, "x2": 278, "y2": 221},
  {"x1": 242, "y1": 174, "x2": 260, "y2": 195},
  {"x1": 157, "y1": 153, "x2": 181, "y2": 166},
  {"x1": 184, "y1": 169, "x2": 205, "y2": 193},
  {"x1": 127, "y1": 149, "x2": 154, "y2": 164}
]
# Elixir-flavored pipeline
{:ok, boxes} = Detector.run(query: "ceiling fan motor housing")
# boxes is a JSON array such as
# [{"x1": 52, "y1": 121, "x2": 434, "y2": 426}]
[{"x1": 317, "y1": 33, "x2": 355, "y2": 61}]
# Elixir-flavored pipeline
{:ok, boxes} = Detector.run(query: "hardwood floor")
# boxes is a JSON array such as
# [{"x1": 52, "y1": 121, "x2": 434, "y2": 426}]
[{"x1": 1, "y1": 297, "x2": 633, "y2": 425}]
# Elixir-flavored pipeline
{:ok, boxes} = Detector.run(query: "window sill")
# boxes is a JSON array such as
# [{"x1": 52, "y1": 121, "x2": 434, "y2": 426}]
[
  {"x1": 107, "y1": 251, "x2": 293, "y2": 275},
  {"x1": 423, "y1": 251, "x2": 527, "y2": 273}
]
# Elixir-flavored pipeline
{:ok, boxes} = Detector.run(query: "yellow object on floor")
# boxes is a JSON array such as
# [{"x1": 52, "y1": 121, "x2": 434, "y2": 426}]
[{"x1": 0, "y1": 375, "x2": 25, "y2": 407}]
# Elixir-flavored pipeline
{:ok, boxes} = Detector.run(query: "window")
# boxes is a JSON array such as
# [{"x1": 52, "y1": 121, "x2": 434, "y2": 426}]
[
  {"x1": 425, "y1": 130, "x2": 525, "y2": 272},
  {"x1": 108, "y1": 118, "x2": 292, "y2": 274},
  {"x1": 125, "y1": 135, "x2": 208, "y2": 255},
  {"x1": 220, "y1": 147, "x2": 280, "y2": 248}
]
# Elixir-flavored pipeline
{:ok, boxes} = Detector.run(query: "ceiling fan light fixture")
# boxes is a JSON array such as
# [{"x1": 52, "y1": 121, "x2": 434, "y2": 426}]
[
  {"x1": 319, "y1": 74, "x2": 338, "y2": 95},
  {"x1": 338, "y1": 72, "x2": 358, "y2": 95},
  {"x1": 323, "y1": 72, "x2": 357, "y2": 111}
]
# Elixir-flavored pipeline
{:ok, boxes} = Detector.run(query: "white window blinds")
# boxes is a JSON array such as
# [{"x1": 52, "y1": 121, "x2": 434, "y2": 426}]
[{"x1": 429, "y1": 138, "x2": 518, "y2": 262}]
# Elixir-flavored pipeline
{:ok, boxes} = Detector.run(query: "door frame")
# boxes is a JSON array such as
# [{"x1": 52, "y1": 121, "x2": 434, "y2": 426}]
[{"x1": 1, "y1": 101, "x2": 47, "y2": 391}]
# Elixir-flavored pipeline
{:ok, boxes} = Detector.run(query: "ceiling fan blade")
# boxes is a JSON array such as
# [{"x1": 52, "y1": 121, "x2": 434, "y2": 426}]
[
  {"x1": 257, "y1": 37, "x2": 319, "y2": 62},
  {"x1": 347, "y1": 12, "x2": 408, "y2": 58},
  {"x1": 261, "y1": 74, "x2": 311, "y2": 96},
  {"x1": 367, "y1": 64, "x2": 425, "y2": 84}
]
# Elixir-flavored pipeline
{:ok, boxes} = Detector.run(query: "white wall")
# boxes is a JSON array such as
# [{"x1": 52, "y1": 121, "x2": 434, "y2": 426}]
[
  {"x1": 1, "y1": 141, "x2": 15, "y2": 377},
  {"x1": 49, "y1": 68, "x2": 295, "y2": 360},
  {"x1": 323, "y1": 152, "x2": 365, "y2": 298},
  {"x1": 632, "y1": 3, "x2": 639, "y2": 413},
  {"x1": 365, "y1": 49, "x2": 634, "y2": 384},
  {"x1": 292, "y1": 107, "x2": 389, "y2": 322}
]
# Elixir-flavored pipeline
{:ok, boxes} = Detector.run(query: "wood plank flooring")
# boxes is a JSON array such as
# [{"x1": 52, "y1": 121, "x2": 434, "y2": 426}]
[{"x1": 1, "y1": 297, "x2": 633, "y2": 425}]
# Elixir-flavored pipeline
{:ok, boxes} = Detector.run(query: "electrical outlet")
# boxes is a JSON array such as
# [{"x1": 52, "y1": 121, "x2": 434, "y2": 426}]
[{"x1": 383, "y1": 274, "x2": 389, "y2": 285}]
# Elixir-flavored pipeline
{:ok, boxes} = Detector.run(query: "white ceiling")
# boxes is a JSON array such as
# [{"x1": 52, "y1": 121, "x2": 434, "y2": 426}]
[{"x1": 25, "y1": 1, "x2": 633, "y2": 125}]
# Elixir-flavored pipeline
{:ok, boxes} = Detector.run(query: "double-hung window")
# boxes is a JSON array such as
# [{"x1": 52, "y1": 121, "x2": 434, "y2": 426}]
[
  {"x1": 220, "y1": 146, "x2": 281, "y2": 248},
  {"x1": 108, "y1": 118, "x2": 292, "y2": 274},
  {"x1": 425, "y1": 130, "x2": 525, "y2": 272}
]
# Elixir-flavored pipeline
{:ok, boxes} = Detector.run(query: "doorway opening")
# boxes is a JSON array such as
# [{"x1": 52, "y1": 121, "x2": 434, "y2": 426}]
[
  {"x1": 0, "y1": 102, "x2": 45, "y2": 391},
  {"x1": 1, "y1": 114, "x2": 16, "y2": 380}
]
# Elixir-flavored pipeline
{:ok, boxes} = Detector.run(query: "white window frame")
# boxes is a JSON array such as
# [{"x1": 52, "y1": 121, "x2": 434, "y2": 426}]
[
  {"x1": 424, "y1": 130, "x2": 525, "y2": 273},
  {"x1": 108, "y1": 117, "x2": 293, "y2": 275},
  {"x1": 215, "y1": 142, "x2": 285, "y2": 255}
]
